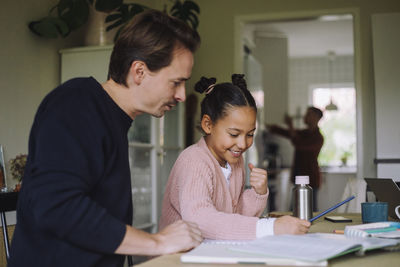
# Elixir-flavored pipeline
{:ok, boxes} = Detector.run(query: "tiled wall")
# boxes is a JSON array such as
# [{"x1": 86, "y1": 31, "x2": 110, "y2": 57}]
[
  {"x1": 271, "y1": 55, "x2": 354, "y2": 167},
  {"x1": 288, "y1": 55, "x2": 354, "y2": 123}
]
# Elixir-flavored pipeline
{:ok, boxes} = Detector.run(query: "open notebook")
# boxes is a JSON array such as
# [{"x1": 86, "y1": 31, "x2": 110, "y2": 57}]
[
  {"x1": 181, "y1": 233, "x2": 399, "y2": 265},
  {"x1": 181, "y1": 239, "x2": 328, "y2": 266}
]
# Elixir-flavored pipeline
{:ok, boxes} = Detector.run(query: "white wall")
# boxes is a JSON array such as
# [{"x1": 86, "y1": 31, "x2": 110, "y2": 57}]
[
  {"x1": 254, "y1": 35, "x2": 289, "y2": 125},
  {"x1": 2, "y1": 0, "x2": 400, "y2": 190},
  {"x1": 0, "y1": 0, "x2": 84, "y2": 189},
  {"x1": 372, "y1": 13, "x2": 400, "y2": 181},
  {"x1": 259, "y1": 56, "x2": 355, "y2": 167}
]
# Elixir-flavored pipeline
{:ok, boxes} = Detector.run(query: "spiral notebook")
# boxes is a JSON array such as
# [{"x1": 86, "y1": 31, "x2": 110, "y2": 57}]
[{"x1": 345, "y1": 222, "x2": 400, "y2": 238}]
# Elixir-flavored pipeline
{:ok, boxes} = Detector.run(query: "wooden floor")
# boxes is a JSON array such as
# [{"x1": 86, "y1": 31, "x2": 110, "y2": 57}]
[{"x1": 0, "y1": 225, "x2": 14, "y2": 267}]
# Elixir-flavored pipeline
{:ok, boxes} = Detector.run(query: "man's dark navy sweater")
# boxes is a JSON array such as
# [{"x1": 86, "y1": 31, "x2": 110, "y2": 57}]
[{"x1": 9, "y1": 77, "x2": 133, "y2": 267}]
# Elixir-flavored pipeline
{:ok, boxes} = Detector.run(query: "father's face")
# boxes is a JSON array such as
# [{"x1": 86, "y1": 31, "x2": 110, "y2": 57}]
[{"x1": 140, "y1": 48, "x2": 194, "y2": 118}]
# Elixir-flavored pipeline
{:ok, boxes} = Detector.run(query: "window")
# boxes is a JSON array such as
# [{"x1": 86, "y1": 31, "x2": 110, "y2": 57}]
[{"x1": 313, "y1": 87, "x2": 356, "y2": 167}]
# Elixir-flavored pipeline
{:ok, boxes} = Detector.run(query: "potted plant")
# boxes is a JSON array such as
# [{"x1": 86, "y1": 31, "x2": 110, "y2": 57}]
[
  {"x1": 106, "y1": 0, "x2": 199, "y2": 40},
  {"x1": 9, "y1": 154, "x2": 28, "y2": 192},
  {"x1": 29, "y1": 0, "x2": 124, "y2": 38},
  {"x1": 340, "y1": 150, "x2": 351, "y2": 166},
  {"x1": 28, "y1": 0, "x2": 199, "y2": 42}
]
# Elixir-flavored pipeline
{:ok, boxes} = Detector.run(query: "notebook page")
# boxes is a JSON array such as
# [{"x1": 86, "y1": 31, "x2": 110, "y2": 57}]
[
  {"x1": 229, "y1": 233, "x2": 363, "y2": 262},
  {"x1": 202, "y1": 239, "x2": 249, "y2": 245},
  {"x1": 355, "y1": 236, "x2": 399, "y2": 252},
  {"x1": 181, "y1": 242, "x2": 328, "y2": 266}
]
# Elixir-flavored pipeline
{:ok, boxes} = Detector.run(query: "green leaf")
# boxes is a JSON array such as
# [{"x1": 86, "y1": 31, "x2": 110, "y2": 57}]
[
  {"x1": 95, "y1": 0, "x2": 123, "y2": 12},
  {"x1": 128, "y1": 3, "x2": 147, "y2": 17},
  {"x1": 105, "y1": 13, "x2": 120, "y2": 23},
  {"x1": 58, "y1": 0, "x2": 89, "y2": 30},
  {"x1": 106, "y1": 20, "x2": 123, "y2": 31},
  {"x1": 28, "y1": 17, "x2": 69, "y2": 38},
  {"x1": 105, "y1": 3, "x2": 149, "y2": 41},
  {"x1": 170, "y1": 0, "x2": 200, "y2": 29},
  {"x1": 187, "y1": 13, "x2": 199, "y2": 29},
  {"x1": 170, "y1": 3, "x2": 181, "y2": 17},
  {"x1": 183, "y1": 1, "x2": 200, "y2": 14},
  {"x1": 105, "y1": 3, "x2": 147, "y2": 32}
]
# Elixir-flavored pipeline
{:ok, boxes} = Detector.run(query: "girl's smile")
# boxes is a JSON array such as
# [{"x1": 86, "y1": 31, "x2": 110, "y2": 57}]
[{"x1": 202, "y1": 106, "x2": 256, "y2": 167}]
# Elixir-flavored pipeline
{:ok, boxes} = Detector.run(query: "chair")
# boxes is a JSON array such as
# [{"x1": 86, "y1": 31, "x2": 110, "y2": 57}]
[
  {"x1": 337, "y1": 177, "x2": 366, "y2": 213},
  {"x1": 0, "y1": 191, "x2": 18, "y2": 262}
]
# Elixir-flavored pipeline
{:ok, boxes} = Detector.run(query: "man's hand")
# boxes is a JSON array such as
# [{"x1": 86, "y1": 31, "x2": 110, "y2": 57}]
[
  {"x1": 284, "y1": 113, "x2": 293, "y2": 127},
  {"x1": 274, "y1": 215, "x2": 311, "y2": 235},
  {"x1": 248, "y1": 163, "x2": 268, "y2": 195},
  {"x1": 265, "y1": 124, "x2": 278, "y2": 133},
  {"x1": 115, "y1": 220, "x2": 202, "y2": 256},
  {"x1": 153, "y1": 220, "x2": 203, "y2": 255}
]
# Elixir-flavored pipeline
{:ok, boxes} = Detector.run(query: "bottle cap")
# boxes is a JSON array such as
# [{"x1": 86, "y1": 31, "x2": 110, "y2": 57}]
[{"x1": 295, "y1": 175, "x2": 310, "y2": 185}]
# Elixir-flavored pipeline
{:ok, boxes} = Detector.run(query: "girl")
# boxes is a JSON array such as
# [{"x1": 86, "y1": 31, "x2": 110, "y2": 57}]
[{"x1": 160, "y1": 74, "x2": 310, "y2": 240}]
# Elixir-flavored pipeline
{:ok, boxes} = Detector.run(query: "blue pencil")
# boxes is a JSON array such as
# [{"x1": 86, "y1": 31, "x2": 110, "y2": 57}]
[{"x1": 309, "y1": 195, "x2": 355, "y2": 222}]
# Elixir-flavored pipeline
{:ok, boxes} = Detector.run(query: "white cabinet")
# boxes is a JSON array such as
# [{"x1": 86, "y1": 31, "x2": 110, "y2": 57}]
[
  {"x1": 60, "y1": 46, "x2": 184, "y2": 232},
  {"x1": 60, "y1": 45, "x2": 113, "y2": 83}
]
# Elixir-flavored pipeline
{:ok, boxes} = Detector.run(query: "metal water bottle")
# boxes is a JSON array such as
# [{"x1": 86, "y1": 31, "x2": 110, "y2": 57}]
[{"x1": 293, "y1": 175, "x2": 313, "y2": 220}]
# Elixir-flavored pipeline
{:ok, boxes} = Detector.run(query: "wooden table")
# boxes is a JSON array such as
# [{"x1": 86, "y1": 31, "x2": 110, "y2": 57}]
[{"x1": 136, "y1": 213, "x2": 400, "y2": 267}]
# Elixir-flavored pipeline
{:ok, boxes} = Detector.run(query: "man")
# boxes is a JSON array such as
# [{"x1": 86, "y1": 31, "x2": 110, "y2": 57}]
[
  {"x1": 267, "y1": 107, "x2": 324, "y2": 210},
  {"x1": 9, "y1": 10, "x2": 202, "y2": 267}
]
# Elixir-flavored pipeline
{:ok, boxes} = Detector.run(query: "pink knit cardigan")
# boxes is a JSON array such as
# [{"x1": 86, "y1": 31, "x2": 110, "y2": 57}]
[{"x1": 159, "y1": 137, "x2": 268, "y2": 240}]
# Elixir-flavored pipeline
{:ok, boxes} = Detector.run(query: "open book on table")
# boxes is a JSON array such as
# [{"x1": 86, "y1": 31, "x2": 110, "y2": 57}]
[
  {"x1": 181, "y1": 239, "x2": 328, "y2": 266},
  {"x1": 181, "y1": 233, "x2": 399, "y2": 265}
]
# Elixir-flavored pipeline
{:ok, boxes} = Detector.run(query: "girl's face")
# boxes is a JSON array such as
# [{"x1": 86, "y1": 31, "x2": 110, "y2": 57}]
[{"x1": 202, "y1": 106, "x2": 256, "y2": 167}]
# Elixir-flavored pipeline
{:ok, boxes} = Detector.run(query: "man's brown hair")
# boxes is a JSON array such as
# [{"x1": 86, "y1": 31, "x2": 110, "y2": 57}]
[
  {"x1": 308, "y1": 106, "x2": 323, "y2": 120},
  {"x1": 108, "y1": 9, "x2": 201, "y2": 86}
]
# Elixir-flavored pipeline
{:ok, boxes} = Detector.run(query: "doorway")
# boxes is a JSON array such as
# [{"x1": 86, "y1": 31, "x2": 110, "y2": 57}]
[{"x1": 236, "y1": 10, "x2": 360, "y2": 212}]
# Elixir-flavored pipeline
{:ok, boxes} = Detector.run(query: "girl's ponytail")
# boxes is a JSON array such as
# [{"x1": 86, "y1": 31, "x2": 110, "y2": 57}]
[
  {"x1": 194, "y1": 74, "x2": 256, "y2": 128},
  {"x1": 232, "y1": 74, "x2": 247, "y2": 92},
  {"x1": 195, "y1": 77, "x2": 217, "y2": 94}
]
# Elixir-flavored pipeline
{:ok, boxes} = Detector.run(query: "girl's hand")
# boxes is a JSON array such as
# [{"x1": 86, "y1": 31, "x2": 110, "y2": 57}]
[
  {"x1": 248, "y1": 163, "x2": 268, "y2": 195},
  {"x1": 274, "y1": 215, "x2": 311, "y2": 235}
]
